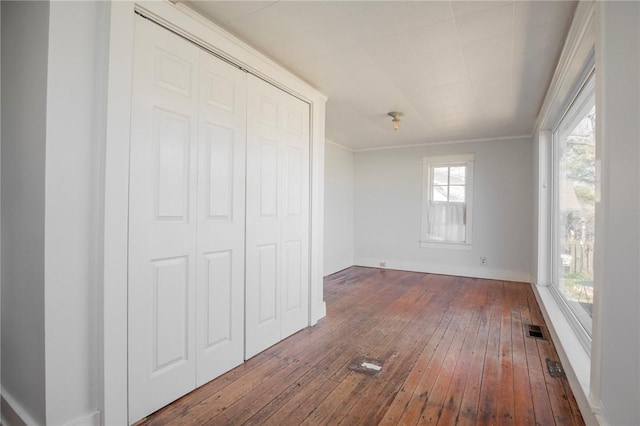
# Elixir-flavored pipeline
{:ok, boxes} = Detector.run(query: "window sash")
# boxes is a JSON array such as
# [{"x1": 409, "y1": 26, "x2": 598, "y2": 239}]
[{"x1": 550, "y1": 72, "x2": 595, "y2": 341}]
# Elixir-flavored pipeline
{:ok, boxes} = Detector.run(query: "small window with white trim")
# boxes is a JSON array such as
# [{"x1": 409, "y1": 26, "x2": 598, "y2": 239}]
[{"x1": 421, "y1": 154, "x2": 474, "y2": 248}]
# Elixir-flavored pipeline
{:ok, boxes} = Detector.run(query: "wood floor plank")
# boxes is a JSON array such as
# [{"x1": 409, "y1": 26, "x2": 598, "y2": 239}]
[
  {"x1": 255, "y1": 371, "x2": 341, "y2": 425},
  {"x1": 419, "y1": 280, "x2": 485, "y2": 424},
  {"x1": 519, "y1": 285, "x2": 557, "y2": 425},
  {"x1": 343, "y1": 276, "x2": 463, "y2": 424},
  {"x1": 138, "y1": 267, "x2": 585, "y2": 426},
  {"x1": 475, "y1": 280, "x2": 505, "y2": 425},
  {"x1": 436, "y1": 282, "x2": 488, "y2": 425},
  {"x1": 496, "y1": 282, "x2": 516, "y2": 425},
  {"x1": 420, "y1": 307, "x2": 481, "y2": 424},
  {"x1": 511, "y1": 284, "x2": 536, "y2": 425},
  {"x1": 396, "y1": 278, "x2": 480, "y2": 425},
  {"x1": 378, "y1": 293, "x2": 460, "y2": 425},
  {"x1": 525, "y1": 291, "x2": 583, "y2": 425},
  {"x1": 456, "y1": 303, "x2": 493, "y2": 426}
]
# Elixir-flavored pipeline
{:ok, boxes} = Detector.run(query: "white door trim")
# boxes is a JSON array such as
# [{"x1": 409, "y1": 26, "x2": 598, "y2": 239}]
[{"x1": 101, "y1": 2, "x2": 326, "y2": 424}]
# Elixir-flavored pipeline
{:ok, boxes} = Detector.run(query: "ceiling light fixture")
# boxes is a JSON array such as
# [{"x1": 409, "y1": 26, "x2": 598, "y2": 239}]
[{"x1": 388, "y1": 111, "x2": 404, "y2": 131}]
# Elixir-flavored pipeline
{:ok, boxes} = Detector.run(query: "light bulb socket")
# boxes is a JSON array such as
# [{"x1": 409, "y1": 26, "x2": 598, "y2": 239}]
[{"x1": 388, "y1": 111, "x2": 404, "y2": 130}]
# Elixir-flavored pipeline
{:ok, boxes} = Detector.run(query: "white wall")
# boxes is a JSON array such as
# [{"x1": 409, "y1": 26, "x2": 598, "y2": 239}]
[
  {"x1": 43, "y1": 2, "x2": 107, "y2": 425},
  {"x1": 354, "y1": 138, "x2": 533, "y2": 282},
  {"x1": 1, "y1": 2, "x2": 49, "y2": 425},
  {"x1": 1, "y1": 2, "x2": 107, "y2": 425},
  {"x1": 323, "y1": 141, "x2": 354, "y2": 275},
  {"x1": 592, "y1": 2, "x2": 640, "y2": 424}
]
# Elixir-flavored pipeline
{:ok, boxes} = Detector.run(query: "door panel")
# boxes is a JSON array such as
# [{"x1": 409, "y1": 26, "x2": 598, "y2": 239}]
[
  {"x1": 284, "y1": 241, "x2": 302, "y2": 312},
  {"x1": 258, "y1": 244, "x2": 278, "y2": 324},
  {"x1": 153, "y1": 108, "x2": 192, "y2": 220},
  {"x1": 280, "y1": 95, "x2": 310, "y2": 340},
  {"x1": 129, "y1": 16, "x2": 247, "y2": 422},
  {"x1": 245, "y1": 76, "x2": 310, "y2": 358},
  {"x1": 151, "y1": 256, "x2": 190, "y2": 373},
  {"x1": 203, "y1": 250, "x2": 233, "y2": 348},
  {"x1": 259, "y1": 139, "x2": 279, "y2": 217},
  {"x1": 129, "y1": 17, "x2": 199, "y2": 423},
  {"x1": 203, "y1": 123, "x2": 233, "y2": 219},
  {"x1": 195, "y1": 52, "x2": 246, "y2": 387}
]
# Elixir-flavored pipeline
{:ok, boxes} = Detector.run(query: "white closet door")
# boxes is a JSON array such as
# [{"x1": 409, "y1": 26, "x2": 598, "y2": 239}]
[
  {"x1": 128, "y1": 17, "x2": 200, "y2": 422},
  {"x1": 195, "y1": 52, "x2": 246, "y2": 386},
  {"x1": 245, "y1": 75, "x2": 310, "y2": 359},
  {"x1": 128, "y1": 16, "x2": 247, "y2": 422}
]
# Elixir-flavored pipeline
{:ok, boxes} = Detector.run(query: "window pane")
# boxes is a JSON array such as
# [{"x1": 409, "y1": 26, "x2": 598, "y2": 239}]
[
  {"x1": 556, "y1": 103, "x2": 595, "y2": 331},
  {"x1": 449, "y1": 185, "x2": 465, "y2": 202},
  {"x1": 433, "y1": 167, "x2": 449, "y2": 185},
  {"x1": 432, "y1": 185, "x2": 448, "y2": 201},
  {"x1": 449, "y1": 166, "x2": 466, "y2": 185}
]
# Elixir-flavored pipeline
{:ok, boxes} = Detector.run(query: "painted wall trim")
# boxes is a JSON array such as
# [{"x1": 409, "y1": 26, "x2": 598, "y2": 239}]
[
  {"x1": 324, "y1": 261, "x2": 354, "y2": 277},
  {"x1": 353, "y1": 134, "x2": 532, "y2": 153},
  {"x1": 325, "y1": 139, "x2": 354, "y2": 152},
  {"x1": 530, "y1": 285, "x2": 601, "y2": 426},
  {"x1": 101, "y1": 3, "x2": 134, "y2": 425},
  {"x1": 64, "y1": 410, "x2": 101, "y2": 426},
  {"x1": 536, "y1": 0, "x2": 596, "y2": 131},
  {"x1": 354, "y1": 258, "x2": 531, "y2": 283},
  {"x1": 1, "y1": 386, "x2": 42, "y2": 426}
]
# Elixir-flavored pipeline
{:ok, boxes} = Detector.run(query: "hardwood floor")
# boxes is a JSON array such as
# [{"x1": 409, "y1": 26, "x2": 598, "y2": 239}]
[{"x1": 136, "y1": 267, "x2": 584, "y2": 425}]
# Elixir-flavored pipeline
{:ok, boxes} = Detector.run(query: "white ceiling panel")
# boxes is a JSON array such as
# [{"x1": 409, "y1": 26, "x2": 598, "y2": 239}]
[
  {"x1": 390, "y1": 1, "x2": 454, "y2": 31},
  {"x1": 182, "y1": 0, "x2": 577, "y2": 150},
  {"x1": 455, "y1": 3, "x2": 514, "y2": 44},
  {"x1": 406, "y1": 19, "x2": 460, "y2": 55},
  {"x1": 186, "y1": 1, "x2": 276, "y2": 25},
  {"x1": 463, "y1": 34, "x2": 513, "y2": 79},
  {"x1": 451, "y1": 1, "x2": 514, "y2": 17}
]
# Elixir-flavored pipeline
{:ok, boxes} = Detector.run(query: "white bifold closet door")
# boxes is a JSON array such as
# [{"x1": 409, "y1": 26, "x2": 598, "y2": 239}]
[
  {"x1": 245, "y1": 76, "x2": 310, "y2": 359},
  {"x1": 128, "y1": 16, "x2": 246, "y2": 423}
]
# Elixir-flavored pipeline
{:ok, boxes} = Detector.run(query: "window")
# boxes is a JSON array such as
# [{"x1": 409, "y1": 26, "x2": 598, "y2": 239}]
[
  {"x1": 552, "y1": 71, "x2": 595, "y2": 341},
  {"x1": 421, "y1": 154, "x2": 474, "y2": 248}
]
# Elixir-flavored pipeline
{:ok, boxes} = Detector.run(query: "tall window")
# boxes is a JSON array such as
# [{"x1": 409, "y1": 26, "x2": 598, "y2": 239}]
[
  {"x1": 421, "y1": 154, "x2": 474, "y2": 248},
  {"x1": 552, "y1": 72, "x2": 595, "y2": 339}
]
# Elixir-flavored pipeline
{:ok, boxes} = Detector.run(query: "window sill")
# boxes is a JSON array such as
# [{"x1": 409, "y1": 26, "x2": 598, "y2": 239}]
[{"x1": 419, "y1": 240, "x2": 472, "y2": 250}]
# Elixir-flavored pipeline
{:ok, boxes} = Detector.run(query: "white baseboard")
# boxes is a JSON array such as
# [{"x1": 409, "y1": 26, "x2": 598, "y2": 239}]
[
  {"x1": 354, "y1": 258, "x2": 531, "y2": 283},
  {"x1": 323, "y1": 260, "x2": 354, "y2": 277},
  {"x1": 65, "y1": 410, "x2": 101, "y2": 426},
  {"x1": 0, "y1": 387, "x2": 100, "y2": 426},
  {"x1": 531, "y1": 285, "x2": 600, "y2": 426},
  {"x1": 311, "y1": 301, "x2": 327, "y2": 325},
  {"x1": 1, "y1": 387, "x2": 42, "y2": 426}
]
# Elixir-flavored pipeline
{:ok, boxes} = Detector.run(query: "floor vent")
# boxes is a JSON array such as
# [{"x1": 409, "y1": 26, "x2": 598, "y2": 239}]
[
  {"x1": 546, "y1": 359, "x2": 565, "y2": 378},
  {"x1": 348, "y1": 356, "x2": 384, "y2": 376},
  {"x1": 525, "y1": 324, "x2": 546, "y2": 340}
]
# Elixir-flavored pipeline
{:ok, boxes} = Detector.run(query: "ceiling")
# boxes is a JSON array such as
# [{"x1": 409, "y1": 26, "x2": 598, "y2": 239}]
[{"x1": 182, "y1": 1, "x2": 577, "y2": 150}]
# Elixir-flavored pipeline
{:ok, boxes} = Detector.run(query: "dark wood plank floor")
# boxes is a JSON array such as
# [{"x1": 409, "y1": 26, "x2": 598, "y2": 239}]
[{"x1": 137, "y1": 267, "x2": 584, "y2": 425}]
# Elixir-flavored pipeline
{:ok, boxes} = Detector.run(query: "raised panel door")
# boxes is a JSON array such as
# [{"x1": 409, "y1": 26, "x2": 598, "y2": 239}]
[
  {"x1": 245, "y1": 76, "x2": 310, "y2": 358},
  {"x1": 128, "y1": 17, "x2": 199, "y2": 423},
  {"x1": 195, "y1": 52, "x2": 246, "y2": 387}
]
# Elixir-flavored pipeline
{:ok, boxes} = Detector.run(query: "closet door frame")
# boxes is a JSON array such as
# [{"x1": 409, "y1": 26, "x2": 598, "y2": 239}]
[{"x1": 101, "y1": 2, "x2": 327, "y2": 425}]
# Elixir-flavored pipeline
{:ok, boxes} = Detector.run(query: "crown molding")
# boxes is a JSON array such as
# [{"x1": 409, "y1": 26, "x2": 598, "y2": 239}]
[{"x1": 353, "y1": 134, "x2": 532, "y2": 153}]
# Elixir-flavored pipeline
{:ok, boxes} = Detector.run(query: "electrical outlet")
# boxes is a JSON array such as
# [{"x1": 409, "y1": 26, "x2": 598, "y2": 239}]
[
  {"x1": 480, "y1": 257, "x2": 487, "y2": 265},
  {"x1": 379, "y1": 262, "x2": 386, "y2": 267}
]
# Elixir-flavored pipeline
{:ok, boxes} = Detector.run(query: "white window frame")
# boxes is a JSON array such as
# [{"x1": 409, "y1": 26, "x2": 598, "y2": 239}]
[
  {"x1": 420, "y1": 154, "x2": 474, "y2": 249},
  {"x1": 550, "y1": 70, "x2": 595, "y2": 351}
]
